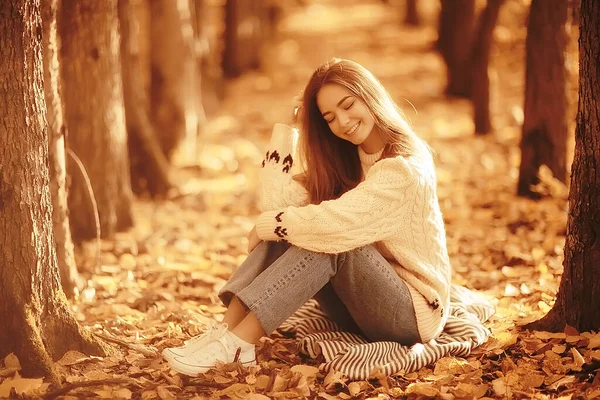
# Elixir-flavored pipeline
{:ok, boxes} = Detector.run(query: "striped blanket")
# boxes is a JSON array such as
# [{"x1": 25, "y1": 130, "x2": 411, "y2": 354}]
[{"x1": 278, "y1": 285, "x2": 494, "y2": 380}]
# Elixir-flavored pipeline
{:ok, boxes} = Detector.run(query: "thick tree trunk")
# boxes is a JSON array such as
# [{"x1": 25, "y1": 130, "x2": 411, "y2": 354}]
[
  {"x1": 222, "y1": 0, "x2": 265, "y2": 78},
  {"x1": 437, "y1": 0, "x2": 475, "y2": 98},
  {"x1": 60, "y1": 0, "x2": 134, "y2": 241},
  {"x1": 149, "y1": 0, "x2": 198, "y2": 162},
  {"x1": 517, "y1": 0, "x2": 569, "y2": 197},
  {"x1": 404, "y1": 0, "x2": 420, "y2": 26},
  {"x1": 119, "y1": 0, "x2": 173, "y2": 197},
  {"x1": 41, "y1": 0, "x2": 79, "y2": 297},
  {"x1": 471, "y1": 0, "x2": 504, "y2": 135},
  {"x1": 527, "y1": 0, "x2": 600, "y2": 333},
  {"x1": 0, "y1": 0, "x2": 106, "y2": 380}
]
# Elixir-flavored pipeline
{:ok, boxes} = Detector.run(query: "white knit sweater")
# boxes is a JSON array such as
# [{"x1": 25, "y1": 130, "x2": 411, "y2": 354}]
[{"x1": 256, "y1": 124, "x2": 451, "y2": 342}]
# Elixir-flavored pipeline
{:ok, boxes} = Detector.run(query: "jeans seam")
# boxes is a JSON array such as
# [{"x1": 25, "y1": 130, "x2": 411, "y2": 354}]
[{"x1": 250, "y1": 253, "x2": 315, "y2": 310}]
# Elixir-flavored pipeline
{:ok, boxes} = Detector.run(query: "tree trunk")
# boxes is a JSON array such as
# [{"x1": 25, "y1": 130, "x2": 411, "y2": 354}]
[
  {"x1": 60, "y1": 0, "x2": 134, "y2": 241},
  {"x1": 527, "y1": 0, "x2": 600, "y2": 333},
  {"x1": 437, "y1": 0, "x2": 475, "y2": 98},
  {"x1": 0, "y1": 0, "x2": 107, "y2": 380},
  {"x1": 149, "y1": 0, "x2": 198, "y2": 162},
  {"x1": 119, "y1": 0, "x2": 173, "y2": 197},
  {"x1": 41, "y1": 0, "x2": 79, "y2": 297},
  {"x1": 404, "y1": 0, "x2": 420, "y2": 26},
  {"x1": 222, "y1": 0, "x2": 265, "y2": 78},
  {"x1": 192, "y1": 0, "x2": 224, "y2": 116},
  {"x1": 471, "y1": 0, "x2": 504, "y2": 135},
  {"x1": 517, "y1": 0, "x2": 569, "y2": 197},
  {"x1": 189, "y1": 0, "x2": 208, "y2": 124}
]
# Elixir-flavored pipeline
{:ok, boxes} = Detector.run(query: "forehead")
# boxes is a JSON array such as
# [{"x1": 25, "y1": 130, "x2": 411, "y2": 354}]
[{"x1": 316, "y1": 83, "x2": 353, "y2": 111}]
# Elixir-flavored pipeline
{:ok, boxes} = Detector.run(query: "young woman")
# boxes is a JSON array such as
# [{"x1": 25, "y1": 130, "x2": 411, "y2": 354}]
[{"x1": 163, "y1": 58, "x2": 451, "y2": 376}]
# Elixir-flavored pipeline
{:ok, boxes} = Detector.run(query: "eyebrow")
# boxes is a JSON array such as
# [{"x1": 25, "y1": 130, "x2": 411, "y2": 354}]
[{"x1": 322, "y1": 96, "x2": 353, "y2": 117}]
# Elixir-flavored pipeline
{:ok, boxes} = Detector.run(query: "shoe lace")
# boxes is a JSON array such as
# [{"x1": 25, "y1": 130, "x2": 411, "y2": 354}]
[{"x1": 187, "y1": 320, "x2": 228, "y2": 344}]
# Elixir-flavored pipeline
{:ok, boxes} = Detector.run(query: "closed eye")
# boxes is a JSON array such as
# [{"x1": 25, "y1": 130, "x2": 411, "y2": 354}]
[{"x1": 344, "y1": 101, "x2": 354, "y2": 110}]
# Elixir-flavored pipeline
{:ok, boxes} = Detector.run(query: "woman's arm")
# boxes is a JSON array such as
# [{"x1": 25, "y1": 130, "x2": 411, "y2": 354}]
[
  {"x1": 258, "y1": 124, "x2": 309, "y2": 211},
  {"x1": 255, "y1": 157, "x2": 419, "y2": 254}
]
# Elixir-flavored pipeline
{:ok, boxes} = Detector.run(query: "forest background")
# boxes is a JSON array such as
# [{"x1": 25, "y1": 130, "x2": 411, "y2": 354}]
[{"x1": 1, "y1": 0, "x2": 599, "y2": 399}]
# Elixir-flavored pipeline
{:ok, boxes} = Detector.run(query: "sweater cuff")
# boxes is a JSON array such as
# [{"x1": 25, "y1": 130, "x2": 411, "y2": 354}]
[{"x1": 256, "y1": 210, "x2": 283, "y2": 242}]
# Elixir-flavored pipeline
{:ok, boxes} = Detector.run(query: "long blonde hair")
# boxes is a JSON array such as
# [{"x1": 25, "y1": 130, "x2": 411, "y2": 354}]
[{"x1": 299, "y1": 58, "x2": 429, "y2": 204}]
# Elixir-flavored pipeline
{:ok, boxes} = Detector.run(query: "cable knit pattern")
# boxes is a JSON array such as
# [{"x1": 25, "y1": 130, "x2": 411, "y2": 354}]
[{"x1": 256, "y1": 124, "x2": 452, "y2": 342}]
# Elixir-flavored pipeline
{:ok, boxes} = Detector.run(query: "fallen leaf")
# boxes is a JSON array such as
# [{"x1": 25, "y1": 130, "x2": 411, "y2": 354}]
[
  {"x1": 290, "y1": 365, "x2": 320, "y2": 379},
  {"x1": 570, "y1": 348, "x2": 585, "y2": 370},
  {"x1": 348, "y1": 382, "x2": 361, "y2": 396},
  {"x1": 4, "y1": 354, "x2": 21, "y2": 370},
  {"x1": 492, "y1": 377, "x2": 507, "y2": 396},
  {"x1": 57, "y1": 350, "x2": 91, "y2": 366},
  {"x1": 552, "y1": 345, "x2": 566, "y2": 354},
  {"x1": 0, "y1": 375, "x2": 43, "y2": 397},
  {"x1": 406, "y1": 382, "x2": 440, "y2": 397}
]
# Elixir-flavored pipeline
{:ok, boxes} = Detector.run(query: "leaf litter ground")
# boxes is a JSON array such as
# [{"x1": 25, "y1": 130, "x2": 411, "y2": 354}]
[{"x1": 1, "y1": 0, "x2": 598, "y2": 399}]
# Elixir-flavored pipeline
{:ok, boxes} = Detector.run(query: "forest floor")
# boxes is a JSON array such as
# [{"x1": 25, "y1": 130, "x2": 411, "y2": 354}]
[{"x1": 2, "y1": 0, "x2": 599, "y2": 399}]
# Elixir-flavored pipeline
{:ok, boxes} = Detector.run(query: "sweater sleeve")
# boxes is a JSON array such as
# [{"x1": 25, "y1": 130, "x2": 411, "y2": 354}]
[
  {"x1": 255, "y1": 157, "x2": 418, "y2": 254},
  {"x1": 258, "y1": 123, "x2": 309, "y2": 212}
]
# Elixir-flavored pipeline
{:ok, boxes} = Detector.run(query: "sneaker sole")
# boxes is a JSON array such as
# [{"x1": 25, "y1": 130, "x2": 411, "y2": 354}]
[{"x1": 169, "y1": 359, "x2": 257, "y2": 377}]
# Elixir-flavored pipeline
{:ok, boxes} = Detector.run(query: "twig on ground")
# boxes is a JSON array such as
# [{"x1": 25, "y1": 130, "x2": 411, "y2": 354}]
[{"x1": 44, "y1": 378, "x2": 130, "y2": 399}]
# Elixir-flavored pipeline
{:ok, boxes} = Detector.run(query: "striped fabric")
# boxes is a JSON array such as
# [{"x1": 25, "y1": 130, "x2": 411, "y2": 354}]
[{"x1": 278, "y1": 285, "x2": 494, "y2": 380}]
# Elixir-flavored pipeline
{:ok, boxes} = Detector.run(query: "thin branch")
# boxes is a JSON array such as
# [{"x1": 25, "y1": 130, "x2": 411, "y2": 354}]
[{"x1": 44, "y1": 378, "x2": 130, "y2": 399}]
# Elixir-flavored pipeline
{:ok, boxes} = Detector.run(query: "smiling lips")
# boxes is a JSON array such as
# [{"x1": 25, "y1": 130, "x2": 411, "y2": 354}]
[{"x1": 345, "y1": 121, "x2": 361, "y2": 137}]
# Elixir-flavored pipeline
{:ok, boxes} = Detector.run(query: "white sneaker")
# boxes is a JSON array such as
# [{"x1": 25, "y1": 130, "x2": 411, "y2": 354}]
[
  {"x1": 168, "y1": 332, "x2": 256, "y2": 376},
  {"x1": 162, "y1": 321, "x2": 228, "y2": 362}
]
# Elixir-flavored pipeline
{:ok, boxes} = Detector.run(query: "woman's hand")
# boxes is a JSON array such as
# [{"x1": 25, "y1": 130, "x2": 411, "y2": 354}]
[
  {"x1": 291, "y1": 94, "x2": 303, "y2": 127},
  {"x1": 247, "y1": 225, "x2": 262, "y2": 254}
]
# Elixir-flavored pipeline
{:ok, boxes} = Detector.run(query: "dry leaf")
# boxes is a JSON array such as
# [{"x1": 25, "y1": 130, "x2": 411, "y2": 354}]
[
  {"x1": 552, "y1": 345, "x2": 566, "y2": 354},
  {"x1": 406, "y1": 382, "x2": 440, "y2": 397},
  {"x1": 290, "y1": 365, "x2": 320, "y2": 379},
  {"x1": 157, "y1": 386, "x2": 176, "y2": 400},
  {"x1": 492, "y1": 377, "x2": 507, "y2": 396},
  {"x1": 4, "y1": 353, "x2": 21, "y2": 370},
  {"x1": 114, "y1": 388, "x2": 133, "y2": 399},
  {"x1": 348, "y1": 382, "x2": 361, "y2": 396},
  {"x1": 57, "y1": 350, "x2": 91, "y2": 366},
  {"x1": 570, "y1": 348, "x2": 585, "y2": 369},
  {"x1": 0, "y1": 376, "x2": 43, "y2": 397},
  {"x1": 323, "y1": 369, "x2": 345, "y2": 389}
]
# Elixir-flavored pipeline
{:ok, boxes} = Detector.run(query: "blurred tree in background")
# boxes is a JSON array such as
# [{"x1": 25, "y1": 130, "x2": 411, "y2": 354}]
[
  {"x1": 517, "y1": 0, "x2": 569, "y2": 197},
  {"x1": 60, "y1": 0, "x2": 134, "y2": 241}
]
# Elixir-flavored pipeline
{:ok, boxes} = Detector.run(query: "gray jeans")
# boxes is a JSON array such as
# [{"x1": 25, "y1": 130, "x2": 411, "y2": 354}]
[{"x1": 219, "y1": 242, "x2": 421, "y2": 345}]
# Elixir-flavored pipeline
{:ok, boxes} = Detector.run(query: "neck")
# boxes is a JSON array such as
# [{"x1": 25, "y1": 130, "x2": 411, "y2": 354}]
[{"x1": 360, "y1": 128, "x2": 386, "y2": 154}]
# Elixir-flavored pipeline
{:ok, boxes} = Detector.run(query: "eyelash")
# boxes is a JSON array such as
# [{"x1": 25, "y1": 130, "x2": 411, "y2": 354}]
[{"x1": 326, "y1": 102, "x2": 354, "y2": 124}]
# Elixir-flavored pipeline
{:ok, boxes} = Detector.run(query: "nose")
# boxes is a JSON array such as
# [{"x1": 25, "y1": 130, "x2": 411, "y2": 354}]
[{"x1": 339, "y1": 112, "x2": 351, "y2": 127}]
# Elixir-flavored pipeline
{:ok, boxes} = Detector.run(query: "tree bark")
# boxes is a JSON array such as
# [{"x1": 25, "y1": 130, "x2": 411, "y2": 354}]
[
  {"x1": 404, "y1": 0, "x2": 420, "y2": 26},
  {"x1": 222, "y1": 0, "x2": 265, "y2": 78},
  {"x1": 471, "y1": 0, "x2": 504, "y2": 135},
  {"x1": 119, "y1": 0, "x2": 173, "y2": 197},
  {"x1": 41, "y1": 0, "x2": 79, "y2": 297},
  {"x1": 60, "y1": 0, "x2": 134, "y2": 241},
  {"x1": 526, "y1": 0, "x2": 600, "y2": 333},
  {"x1": 0, "y1": 0, "x2": 107, "y2": 380},
  {"x1": 437, "y1": 0, "x2": 475, "y2": 98},
  {"x1": 149, "y1": 0, "x2": 198, "y2": 162},
  {"x1": 517, "y1": 0, "x2": 569, "y2": 197}
]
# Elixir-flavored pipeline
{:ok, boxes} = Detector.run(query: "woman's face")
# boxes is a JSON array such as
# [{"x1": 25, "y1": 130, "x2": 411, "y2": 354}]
[{"x1": 316, "y1": 83, "x2": 376, "y2": 146}]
